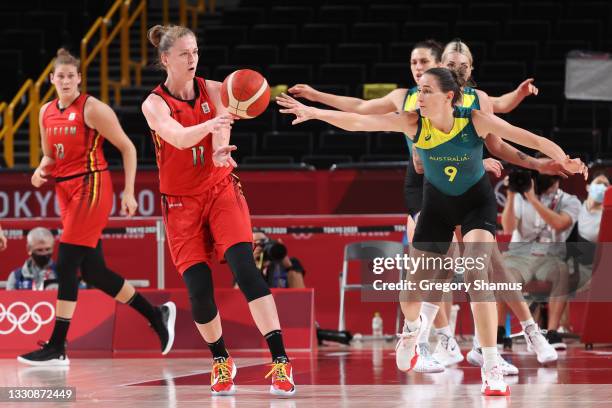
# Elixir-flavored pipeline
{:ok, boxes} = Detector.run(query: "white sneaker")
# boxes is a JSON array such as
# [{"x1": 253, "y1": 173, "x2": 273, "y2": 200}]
[
  {"x1": 414, "y1": 343, "x2": 445, "y2": 373},
  {"x1": 524, "y1": 325, "x2": 558, "y2": 364},
  {"x1": 395, "y1": 317, "x2": 424, "y2": 372},
  {"x1": 467, "y1": 348, "x2": 519, "y2": 375},
  {"x1": 432, "y1": 334, "x2": 464, "y2": 366},
  {"x1": 481, "y1": 365, "x2": 510, "y2": 396}
]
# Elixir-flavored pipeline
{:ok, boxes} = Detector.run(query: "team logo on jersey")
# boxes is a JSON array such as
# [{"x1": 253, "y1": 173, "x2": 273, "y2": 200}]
[
  {"x1": 424, "y1": 134, "x2": 432, "y2": 141},
  {"x1": 68, "y1": 112, "x2": 76, "y2": 121},
  {"x1": 201, "y1": 102, "x2": 210, "y2": 113}
]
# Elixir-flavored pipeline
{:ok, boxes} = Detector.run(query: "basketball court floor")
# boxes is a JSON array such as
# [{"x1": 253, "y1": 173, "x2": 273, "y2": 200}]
[{"x1": 2, "y1": 339, "x2": 612, "y2": 407}]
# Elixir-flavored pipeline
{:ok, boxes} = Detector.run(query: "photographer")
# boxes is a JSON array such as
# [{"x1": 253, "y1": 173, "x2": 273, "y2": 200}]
[
  {"x1": 252, "y1": 231, "x2": 305, "y2": 289},
  {"x1": 501, "y1": 170, "x2": 581, "y2": 349}
]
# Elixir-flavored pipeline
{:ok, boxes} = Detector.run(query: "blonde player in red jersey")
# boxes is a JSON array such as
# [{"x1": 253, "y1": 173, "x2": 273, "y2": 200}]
[
  {"x1": 141, "y1": 25, "x2": 295, "y2": 397},
  {"x1": 18, "y1": 49, "x2": 176, "y2": 366}
]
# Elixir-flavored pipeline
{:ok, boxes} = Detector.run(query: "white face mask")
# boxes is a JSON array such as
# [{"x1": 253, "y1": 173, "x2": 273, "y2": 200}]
[{"x1": 589, "y1": 182, "x2": 607, "y2": 204}]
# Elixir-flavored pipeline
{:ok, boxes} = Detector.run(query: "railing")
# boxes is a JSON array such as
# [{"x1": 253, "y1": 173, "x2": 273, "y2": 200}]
[
  {"x1": 81, "y1": 0, "x2": 148, "y2": 104},
  {"x1": 178, "y1": 0, "x2": 211, "y2": 30},
  {"x1": 0, "y1": 0, "x2": 148, "y2": 168}
]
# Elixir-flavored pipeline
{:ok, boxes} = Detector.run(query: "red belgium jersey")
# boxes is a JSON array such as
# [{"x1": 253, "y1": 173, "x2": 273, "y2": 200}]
[
  {"x1": 150, "y1": 77, "x2": 232, "y2": 196},
  {"x1": 42, "y1": 93, "x2": 108, "y2": 178}
]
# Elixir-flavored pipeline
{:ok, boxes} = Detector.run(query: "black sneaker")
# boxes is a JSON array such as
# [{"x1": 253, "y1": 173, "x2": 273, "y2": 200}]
[
  {"x1": 545, "y1": 330, "x2": 567, "y2": 350},
  {"x1": 151, "y1": 301, "x2": 176, "y2": 355},
  {"x1": 17, "y1": 341, "x2": 69, "y2": 366}
]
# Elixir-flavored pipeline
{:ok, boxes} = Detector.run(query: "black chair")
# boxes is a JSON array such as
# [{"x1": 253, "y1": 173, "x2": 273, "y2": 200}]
[
  {"x1": 467, "y1": 3, "x2": 512, "y2": 21},
  {"x1": 401, "y1": 22, "x2": 450, "y2": 42},
  {"x1": 479, "y1": 61, "x2": 527, "y2": 82},
  {"x1": 372, "y1": 133, "x2": 410, "y2": 155},
  {"x1": 544, "y1": 40, "x2": 591, "y2": 59},
  {"x1": 262, "y1": 131, "x2": 314, "y2": 161},
  {"x1": 371, "y1": 63, "x2": 411, "y2": 84},
  {"x1": 249, "y1": 24, "x2": 297, "y2": 44},
  {"x1": 232, "y1": 45, "x2": 279, "y2": 65},
  {"x1": 334, "y1": 43, "x2": 383, "y2": 64},
  {"x1": 200, "y1": 26, "x2": 247, "y2": 46},
  {"x1": 494, "y1": 41, "x2": 539, "y2": 61},
  {"x1": 387, "y1": 42, "x2": 415, "y2": 63},
  {"x1": 231, "y1": 132, "x2": 258, "y2": 164},
  {"x1": 366, "y1": 5, "x2": 414, "y2": 23},
  {"x1": 300, "y1": 23, "x2": 347, "y2": 43},
  {"x1": 318, "y1": 5, "x2": 363, "y2": 23},
  {"x1": 508, "y1": 104, "x2": 558, "y2": 134},
  {"x1": 555, "y1": 20, "x2": 602, "y2": 47},
  {"x1": 200, "y1": 45, "x2": 229, "y2": 66},
  {"x1": 222, "y1": 8, "x2": 265, "y2": 25},
  {"x1": 453, "y1": 21, "x2": 500, "y2": 44},
  {"x1": 267, "y1": 65, "x2": 313, "y2": 85},
  {"x1": 317, "y1": 64, "x2": 366, "y2": 84},
  {"x1": 552, "y1": 128, "x2": 601, "y2": 155},
  {"x1": 516, "y1": 2, "x2": 562, "y2": 20},
  {"x1": 350, "y1": 22, "x2": 399, "y2": 43},
  {"x1": 243, "y1": 155, "x2": 294, "y2": 164},
  {"x1": 417, "y1": 3, "x2": 462, "y2": 20},
  {"x1": 318, "y1": 130, "x2": 370, "y2": 157},
  {"x1": 285, "y1": 44, "x2": 330, "y2": 64},
  {"x1": 534, "y1": 60, "x2": 565, "y2": 82},
  {"x1": 269, "y1": 6, "x2": 315, "y2": 24},
  {"x1": 505, "y1": 20, "x2": 551, "y2": 43}
]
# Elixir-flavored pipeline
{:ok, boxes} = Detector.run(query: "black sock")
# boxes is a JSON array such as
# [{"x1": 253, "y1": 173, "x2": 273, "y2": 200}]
[
  {"x1": 48, "y1": 317, "x2": 71, "y2": 349},
  {"x1": 265, "y1": 330, "x2": 288, "y2": 362},
  {"x1": 127, "y1": 293, "x2": 159, "y2": 325},
  {"x1": 207, "y1": 336, "x2": 230, "y2": 359}
]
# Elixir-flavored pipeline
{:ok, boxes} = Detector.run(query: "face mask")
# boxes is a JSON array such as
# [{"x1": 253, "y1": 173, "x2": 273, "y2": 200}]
[
  {"x1": 31, "y1": 254, "x2": 51, "y2": 268},
  {"x1": 589, "y1": 183, "x2": 607, "y2": 204}
]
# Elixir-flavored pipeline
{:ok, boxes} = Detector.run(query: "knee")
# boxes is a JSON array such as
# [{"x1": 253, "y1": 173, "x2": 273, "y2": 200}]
[
  {"x1": 225, "y1": 243, "x2": 271, "y2": 302},
  {"x1": 183, "y1": 263, "x2": 218, "y2": 324}
]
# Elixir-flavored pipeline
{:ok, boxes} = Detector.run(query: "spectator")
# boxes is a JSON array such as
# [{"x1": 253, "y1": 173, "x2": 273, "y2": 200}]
[
  {"x1": 252, "y1": 231, "x2": 305, "y2": 289},
  {"x1": 573, "y1": 171, "x2": 610, "y2": 288},
  {"x1": 0, "y1": 224, "x2": 7, "y2": 251},
  {"x1": 7, "y1": 227, "x2": 58, "y2": 290},
  {"x1": 578, "y1": 171, "x2": 610, "y2": 243},
  {"x1": 501, "y1": 174, "x2": 581, "y2": 349}
]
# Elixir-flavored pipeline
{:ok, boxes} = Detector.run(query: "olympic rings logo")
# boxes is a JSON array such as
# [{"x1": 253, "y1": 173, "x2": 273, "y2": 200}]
[{"x1": 0, "y1": 302, "x2": 55, "y2": 335}]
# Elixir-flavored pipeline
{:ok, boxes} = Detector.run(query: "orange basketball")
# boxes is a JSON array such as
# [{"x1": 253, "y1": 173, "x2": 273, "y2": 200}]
[{"x1": 221, "y1": 69, "x2": 270, "y2": 119}]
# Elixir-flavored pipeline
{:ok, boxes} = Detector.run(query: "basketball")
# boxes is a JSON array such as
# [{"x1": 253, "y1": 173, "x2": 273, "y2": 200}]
[{"x1": 221, "y1": 69, "x2": 270, "y2": 119}]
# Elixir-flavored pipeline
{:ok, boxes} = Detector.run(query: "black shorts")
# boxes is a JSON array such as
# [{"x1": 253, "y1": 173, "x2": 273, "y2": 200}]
[
  {"x1": 412, "y1": 174, "x2": 497, "y2": 254},
  {"x1": 404, "y1": 160, "x2": 424, "y2": 217}
]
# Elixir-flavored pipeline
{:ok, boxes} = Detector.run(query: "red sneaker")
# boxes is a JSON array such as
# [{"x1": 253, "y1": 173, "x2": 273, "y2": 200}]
[
  {"x1": 265, "y1": 359, "x2": 296, "y2": 396},
  {"x1": 210, "y1": 356, "x2": 237, "y2": 395}
]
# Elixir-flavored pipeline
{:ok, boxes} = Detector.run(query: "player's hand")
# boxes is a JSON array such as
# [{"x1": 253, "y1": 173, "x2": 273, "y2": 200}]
[
  {"x1": 31, "y1": 167, "x2": 48, "y2": 188},
  {"x1": 483, "y1": 158, "x2": 503, "y2": 177},
  {"x1": 524, "y1": 179, "x2": 537, "y2": 202},
  {"x1": 287, "y1": 84, "x2": 319, "y2": 101},
  {"x1": 0, "y1": 228, "x2": 7, "y2": 251},
  {"x1": 561, "y1": 156, "x2": 588, "y2": 180},
  {"x1": 517, "y1": 78, "x2": 538, "y2": 98},
  {"x1": 212, "y1": 145, "x2": 238, "y2": 168},
  {"x1": 535, "y1": 158, "x2": 571, "y2": 178},
  {"x1": 120, "y1": 192, "x2": 138, "y2": 217},
  {"x1": 207, "y1": 114, "x2": 234, "y2": 134},
  {"x1": 276, "y1": 93, "x2": 316, "y2": 124}
]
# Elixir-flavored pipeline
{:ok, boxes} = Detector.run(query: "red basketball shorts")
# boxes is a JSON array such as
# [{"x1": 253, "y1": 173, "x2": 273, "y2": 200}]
[
  {"x1": 56, "y1": 170, "x2": 113, "y2": 248},
  {"x1": 162, "y1": 174, "x2": 253, "y2": 274}
]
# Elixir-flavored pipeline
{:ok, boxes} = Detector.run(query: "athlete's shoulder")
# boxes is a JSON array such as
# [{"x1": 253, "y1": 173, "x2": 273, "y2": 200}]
[{"x1": 40, "y1": 100, "x2": 53, "y2": 117}]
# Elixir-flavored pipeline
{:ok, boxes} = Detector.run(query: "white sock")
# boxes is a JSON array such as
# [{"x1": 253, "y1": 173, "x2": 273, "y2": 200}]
[
  {"x1": 434, "y1": 325, "x2": 453, "y2": 338},
  {"x1": 520, "y1": 318, "x2": 536, "y2": 334},
  {"x1": 404, "y1": 317, "x2": 421, "y2": 333},
  {"x1": 417, "y1": 302, "x2": 439, "y2": 343},
  {"x1": 481, "y1": 347, "x2": 498, "y2": 372},
  {"x1": 473, "y1": 328, "x2": 480, "y2": 349}
]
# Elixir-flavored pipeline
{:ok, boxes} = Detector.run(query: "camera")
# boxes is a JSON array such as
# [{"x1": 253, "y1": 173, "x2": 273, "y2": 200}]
[
  {"x1": 257, "y1": 238, "x2": 287, "y2": 262},
  {"x1": 507, "y1": 169, "x2": 534, "y2": 194},
  {"x1": 508, "y1": 168, "x2": 560, "y2": 196}
]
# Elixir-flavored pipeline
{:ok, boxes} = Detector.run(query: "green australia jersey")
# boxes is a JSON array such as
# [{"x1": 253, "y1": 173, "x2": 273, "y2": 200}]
[
  {"x1": 414, "y1": 106, "x2": 485, "y2": 196},
  {"x1": 403, "y1": 86, "x2": 480, "y2": 156}
]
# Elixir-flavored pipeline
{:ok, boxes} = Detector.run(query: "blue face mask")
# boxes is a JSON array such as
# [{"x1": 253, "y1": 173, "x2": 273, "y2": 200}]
[{"x1": 589, "y1": 183, "x2": 607, "y2": 204}]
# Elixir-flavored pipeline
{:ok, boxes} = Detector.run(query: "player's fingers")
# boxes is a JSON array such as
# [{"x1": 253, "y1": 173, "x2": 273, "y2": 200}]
[{"x1": 229, "y1": 157, "x2": 238, "y2": 168}]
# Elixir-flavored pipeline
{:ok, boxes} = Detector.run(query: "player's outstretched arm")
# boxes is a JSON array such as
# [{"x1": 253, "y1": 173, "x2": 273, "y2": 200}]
[
  {"x1": 489, "y1": 78, "x2": 538, "y2": 114},
  {"x1": 276, "y1": 93, "x2": 417, "y2": 134},
  {"x1": 288, "y1": 84, "x2": 405, "y2": 114},
  {"x1": 472, "y1": 109, "x2": 587, "y2": 178}
]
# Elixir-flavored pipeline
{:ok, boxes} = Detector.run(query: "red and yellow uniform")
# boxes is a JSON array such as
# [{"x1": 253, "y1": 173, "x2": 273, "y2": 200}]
[
  {"x1": 150, "y1": 77, "x2": 252, "y2": 273},
  {"x1": 43, "y1": 94, "x2": 113, "y2": 248}
]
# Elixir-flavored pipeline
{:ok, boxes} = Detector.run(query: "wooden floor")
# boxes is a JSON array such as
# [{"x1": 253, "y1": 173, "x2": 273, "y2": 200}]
[{"x1": 2, "y1": 340, "x2": 612, "y2": 407}]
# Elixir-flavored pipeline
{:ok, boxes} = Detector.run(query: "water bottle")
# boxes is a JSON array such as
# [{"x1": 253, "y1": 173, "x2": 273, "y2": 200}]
[{"x1": 372, "y1": 312, "x2": 383, "y2": 338}]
